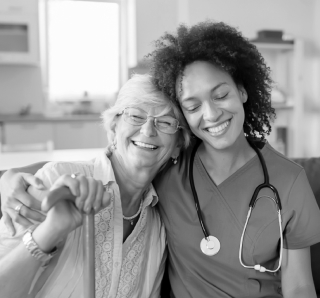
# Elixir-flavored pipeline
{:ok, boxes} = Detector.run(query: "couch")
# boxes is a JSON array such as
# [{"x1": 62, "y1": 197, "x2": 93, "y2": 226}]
[{"x1": 293, "y1": 158, "x2": 320, "y2": 295}]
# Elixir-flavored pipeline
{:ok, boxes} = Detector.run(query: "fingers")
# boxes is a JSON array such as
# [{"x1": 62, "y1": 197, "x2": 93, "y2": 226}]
[
  {"x1": 0, "y1": 170, "x2": 44, "y2": 211},
  {"x1": 92, "y1": 182, "x2": 104, "y2": 212},
  {"x1": 19, "y1": 205, "x2": 47, "y2": 223},
  {"x1": 17, "y1": 191, "x2": 42, "y2": 211},
  {"x1": 2, "y1": 212, "x2": 16, "y2": 236},
  {"x1": 21, "y1": 172, "x2": 45, "y2": 190},
  {"x1": 42, "y1": 186, "x2": 76, "y2": 212},
  {"x1": 75, "y1": 175, "x2": 89, "y2": 211},
  {"x1": 82, "y1": 178, "x2": 99, "y2": 214},
  {"x1": 2, "y1": 195, "x2": 45, "y2": 235},
  {"x1": 4, "y1": 209, "x2": 34, "y2": 235},
  {"x1": 50, "y1": 174, "x2": 80, "y2": 197},
  {"x1": 43, "y1": 174, "x2": 111, "y2": 215}
]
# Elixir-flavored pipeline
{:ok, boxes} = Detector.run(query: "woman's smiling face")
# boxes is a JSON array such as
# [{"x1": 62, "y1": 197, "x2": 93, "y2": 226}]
[
  {"x1": 178, "y1": 61, "x2": 248, "y2": 151},
  {"x1": 113, "y1": 104, "x2": 181, "y2": 173}
]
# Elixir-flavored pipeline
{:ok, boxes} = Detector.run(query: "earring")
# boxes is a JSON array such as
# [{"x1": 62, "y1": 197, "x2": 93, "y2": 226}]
[
  {"x1": 172, "y1": 157, "x2": 178, "y2": 165},
  {"x1": 110, "y1": 139, "x2": 117, "y2": 152}
]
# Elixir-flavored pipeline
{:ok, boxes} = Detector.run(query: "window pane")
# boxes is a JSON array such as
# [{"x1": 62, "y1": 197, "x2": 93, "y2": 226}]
[{"x1": 48, "y1": 0, "x2": 119, "y2": 101}]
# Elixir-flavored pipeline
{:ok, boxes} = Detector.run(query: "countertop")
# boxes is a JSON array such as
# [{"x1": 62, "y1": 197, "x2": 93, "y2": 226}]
[{"x1": 0, "y1": 113, "x2": 102, "y2": 123}]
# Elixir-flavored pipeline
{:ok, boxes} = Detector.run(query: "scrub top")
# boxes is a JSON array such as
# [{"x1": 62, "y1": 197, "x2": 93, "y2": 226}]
[{"x1": 153, "y1": 141, "x2": 320, "y2": 298}]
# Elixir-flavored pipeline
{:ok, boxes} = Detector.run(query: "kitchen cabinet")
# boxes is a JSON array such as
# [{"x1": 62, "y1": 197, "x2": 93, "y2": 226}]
[
  {"x1": 253, "y1": 39, "x2": 304, "y2": 158},
  {"x1": 53, "y1": 122, "x2": 107, "y2": 150},
  {"x1": 2, "y1": 122, "x2": 53, "y2": 145},
  {"x1": 0, "y1": 115, "x2": 109, "y2": 151},
  {"x1": 0, "y1": 0, "x2": 39, "y2": 65}
]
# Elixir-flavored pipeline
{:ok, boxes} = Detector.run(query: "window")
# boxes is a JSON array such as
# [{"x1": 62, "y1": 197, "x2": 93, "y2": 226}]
[{"x1": 40, "y1": 0, "x2": 135, "y2": 103}]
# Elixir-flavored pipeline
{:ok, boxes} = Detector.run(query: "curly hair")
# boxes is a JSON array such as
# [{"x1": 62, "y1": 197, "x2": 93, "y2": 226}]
[{"x1": 148, "y1": 21, "x2": 276, "y2": 140}]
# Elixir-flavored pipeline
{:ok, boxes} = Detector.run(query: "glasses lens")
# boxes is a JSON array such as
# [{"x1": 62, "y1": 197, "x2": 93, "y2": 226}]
[
  {"x1": 122, "y1": 107, "x2": 180, "y2": 134},
  {"x1": 123, "y1": 107, "x2": 147, "y2": 125},
  {"x1": 155, "y1": 116, "x2": 179, "y2": 134}
]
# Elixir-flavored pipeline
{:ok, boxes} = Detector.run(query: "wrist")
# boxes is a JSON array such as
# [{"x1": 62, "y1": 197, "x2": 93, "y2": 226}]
[
  {"x1": 32, "y1": 221, "x2": 66, "y2": 253},
  {"x1": 23, "y1": 224, "x2": 58, "y2": 267}
]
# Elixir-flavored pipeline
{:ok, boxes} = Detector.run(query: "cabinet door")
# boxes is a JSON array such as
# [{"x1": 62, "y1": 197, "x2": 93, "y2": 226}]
[
  {"x1": 53, "y1": 122, "x2": 102, "y2": 149},
  {"x1": 0, "y1": 0, "x2": 38, "y2": 14},
  {"x1": 3, "y1": 122, "x2": 54, "y2": 145}
]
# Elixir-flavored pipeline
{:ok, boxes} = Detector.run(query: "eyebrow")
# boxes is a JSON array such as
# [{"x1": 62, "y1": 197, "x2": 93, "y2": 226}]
[{"x1": 181, "y1": 82, "x2": 228, "y2": 102}]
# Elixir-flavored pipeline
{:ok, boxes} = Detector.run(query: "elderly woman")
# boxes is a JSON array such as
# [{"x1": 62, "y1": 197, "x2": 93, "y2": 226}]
[{"x1": 0, "y1": 74, "x2": 190, "y2": 298}]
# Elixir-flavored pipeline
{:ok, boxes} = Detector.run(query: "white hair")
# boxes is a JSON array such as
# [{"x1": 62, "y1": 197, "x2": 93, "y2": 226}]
[{"x1": 101, "y1": 74, "x2": 190, "y2": 151}]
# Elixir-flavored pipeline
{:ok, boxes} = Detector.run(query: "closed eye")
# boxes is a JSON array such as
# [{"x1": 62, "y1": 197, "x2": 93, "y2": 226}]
[
  {"x1": 184, "y1": 105, "x2": 201, "y2": 113},
  {"x1": 215, "y1": 93, "x2": 228, "y2": 100}
]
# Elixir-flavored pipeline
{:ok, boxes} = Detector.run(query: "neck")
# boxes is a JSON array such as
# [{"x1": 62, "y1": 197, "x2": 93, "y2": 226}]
[
  {"x1": 198, "y1": 135, "x2": 256, "y2": 184},
  {"x1": 109, "y1": 153, "x2": 154, "y2": 211}
]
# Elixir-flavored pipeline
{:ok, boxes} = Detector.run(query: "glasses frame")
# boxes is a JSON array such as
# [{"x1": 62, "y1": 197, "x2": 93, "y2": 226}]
[{"x1": 119, "y1": 107, "x2": 183, "y2": 135}]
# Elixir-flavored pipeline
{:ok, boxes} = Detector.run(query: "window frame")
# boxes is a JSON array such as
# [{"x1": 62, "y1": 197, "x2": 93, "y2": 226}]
[{"x1": 39, "y1": 0, "x2": 136, "y2": 103}]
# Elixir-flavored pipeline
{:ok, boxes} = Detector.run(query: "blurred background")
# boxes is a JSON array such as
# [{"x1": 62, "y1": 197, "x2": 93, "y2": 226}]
[{"x1": 0, "y1": 0, "x2": 319, "y2": 163}]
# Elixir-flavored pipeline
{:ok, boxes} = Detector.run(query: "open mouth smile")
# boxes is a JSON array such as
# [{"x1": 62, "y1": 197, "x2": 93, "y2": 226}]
[
  {"x1": 132, "y1": 141, "x2": 158, "y2": 150},
  {"x1": 205, "y1": 119, "x2": 231, "y2": 135}
]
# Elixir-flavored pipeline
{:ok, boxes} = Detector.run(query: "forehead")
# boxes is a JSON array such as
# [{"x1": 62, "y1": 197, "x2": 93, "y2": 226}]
[
  {"x1": 177, "y1": 61, "x2": 235, "y2": 100},
  {"x1": 136, "y1": 104, "x2": 175, "y2": 117}
]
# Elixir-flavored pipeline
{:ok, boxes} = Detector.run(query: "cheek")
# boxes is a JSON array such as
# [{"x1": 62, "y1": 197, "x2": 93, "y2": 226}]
[{"x1": 183, "y1": 112, "x2": 200, "y2": 131}]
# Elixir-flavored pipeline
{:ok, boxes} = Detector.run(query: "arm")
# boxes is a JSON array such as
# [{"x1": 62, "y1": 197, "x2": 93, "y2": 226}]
[
  {"x1": 0, "y1": 162, "x2": 49, "y2": 235},
  {"x1": 0, "y1": 174, "x2": 110, "y2": 297},
  {"x1": 281, "y1": 247, "x2": 317, "y2": 298}
]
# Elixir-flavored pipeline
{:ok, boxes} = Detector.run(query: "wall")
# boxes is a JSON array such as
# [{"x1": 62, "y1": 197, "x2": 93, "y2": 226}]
[
  {"x1": 136, "y1": 0, "x2": 320, "y2": 158},
  {"x1": 136, "y1": 0, "x2": 178, "y2": 61},
  {"x1": 0, "y1": 65, "x2": 43, "y2": 114},
  {"x1": 0, "y1": 0, "x2": 43, "y2": 115},
  {"x1": 0, "y1": 0, "x2": 319, "y2": 156}
]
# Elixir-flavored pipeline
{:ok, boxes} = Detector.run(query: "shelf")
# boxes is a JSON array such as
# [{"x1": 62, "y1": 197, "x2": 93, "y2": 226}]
[
  {"x1": 272, "y1": 102, "x2": 294, "y2": 110},
  {"x1": 252, "y1": 42, "x2": 294, "y2": 51}
]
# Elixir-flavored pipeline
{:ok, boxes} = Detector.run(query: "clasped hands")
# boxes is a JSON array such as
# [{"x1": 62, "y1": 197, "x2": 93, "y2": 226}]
[{"x1": 0, "y1": 169, "x2": 113, "y2": 237}]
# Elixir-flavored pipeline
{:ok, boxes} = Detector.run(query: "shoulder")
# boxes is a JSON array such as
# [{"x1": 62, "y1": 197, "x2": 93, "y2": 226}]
[
  {"x1": 40, "y1": 160, "x2": 95, "y2": 176},
  {"x1": 154, "y1": 139, "x2": 196, "y2": 187},
  {"x1": 263, "y1": 143, "x2": 304, "y2": 179},
  {"x1": 35, "y1": 159, "x2": 96, "y2": 187}
]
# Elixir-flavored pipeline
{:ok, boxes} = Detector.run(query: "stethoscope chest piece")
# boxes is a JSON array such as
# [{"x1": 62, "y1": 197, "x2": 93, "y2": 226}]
[{"x1": 200, "y1": 236, "x2": 220, "y2": 256}]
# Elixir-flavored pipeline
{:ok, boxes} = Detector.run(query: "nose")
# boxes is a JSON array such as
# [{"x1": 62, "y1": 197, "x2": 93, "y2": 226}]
[
  {"x1": 203, "y1": 100, "x2": 223, "y2": 121},
  {"x1": 140, "y1": 117, "x2": 157, "y2": 137}
]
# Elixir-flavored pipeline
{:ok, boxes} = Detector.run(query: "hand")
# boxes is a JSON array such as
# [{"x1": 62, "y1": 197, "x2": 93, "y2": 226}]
[
  {"x1": 0, "y1": 169, "x2": 46, "y2": 235},
  {"x1": 45, "y1": 173, "x2": 112, "y2": 214},
  {"x1": 30, "y1": 174, "x2": 113, "y2": 252}
]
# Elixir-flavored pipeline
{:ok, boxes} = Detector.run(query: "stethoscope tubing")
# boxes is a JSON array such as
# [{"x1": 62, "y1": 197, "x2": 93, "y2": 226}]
[
  {"x1": 189, "y1": 140, "x2": 210, "y2": 239},
  {"x1": 189, "y1": 138, "x2": 283, "y2": 273}
]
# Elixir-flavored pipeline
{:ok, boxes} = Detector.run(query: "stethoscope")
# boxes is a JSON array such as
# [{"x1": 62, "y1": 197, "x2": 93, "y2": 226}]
[{"x1": 189, "y1": 139, "x2": 283, "y2": 273}]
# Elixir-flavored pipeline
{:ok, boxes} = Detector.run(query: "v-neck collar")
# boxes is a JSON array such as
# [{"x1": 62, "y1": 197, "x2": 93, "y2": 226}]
[{"x1": 195, "y1": 142, "x2": 268, "y2": 188}]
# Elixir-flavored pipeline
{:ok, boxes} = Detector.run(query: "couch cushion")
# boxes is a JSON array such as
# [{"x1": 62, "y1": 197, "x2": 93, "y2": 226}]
[{"x1": 293, "y1": 157, "x2": 320, "y2": 293}]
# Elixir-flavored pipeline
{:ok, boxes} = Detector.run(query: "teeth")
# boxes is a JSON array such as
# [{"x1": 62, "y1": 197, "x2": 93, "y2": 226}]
[
  {"x1": 133, "y1": 141, "x2": 158, "y2": 150},
  {"x1": 207, "y1": 121, "x2": 230, "y2": 133}
]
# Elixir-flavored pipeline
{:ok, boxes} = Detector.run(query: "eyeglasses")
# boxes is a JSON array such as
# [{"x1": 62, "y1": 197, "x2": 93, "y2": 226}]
[{"x1": 119, "y1": 107, "x2": 182, "y2": 134}]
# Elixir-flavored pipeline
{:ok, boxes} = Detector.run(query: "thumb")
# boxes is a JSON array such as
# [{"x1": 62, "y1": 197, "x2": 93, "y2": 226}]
[
  {"x1": 42, "y1": 186, "x2": 77, "y2": 212},
  {"x1": 21, "y1": 173, "x2": 45, "y2": 190}
]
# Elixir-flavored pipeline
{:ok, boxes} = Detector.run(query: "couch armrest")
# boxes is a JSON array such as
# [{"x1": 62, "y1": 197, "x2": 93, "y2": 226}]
[{"x1": 293, "y1": 157, "x2": 320, "y2": 294}]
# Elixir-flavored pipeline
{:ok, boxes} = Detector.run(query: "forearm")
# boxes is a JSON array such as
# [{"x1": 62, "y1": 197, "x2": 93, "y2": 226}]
[
  {"x1": 0, "y1": 220, "x2": 67, "y2": 297},
  {"x1": 281, "y1": 247, "x2": 317, "y2": 298},
  {"x1": 282, "y1": 284, "x2": 317, "y2": 298},
  {"x1": 0, "y1": 242, "x2": 43, "y2": 297}
]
